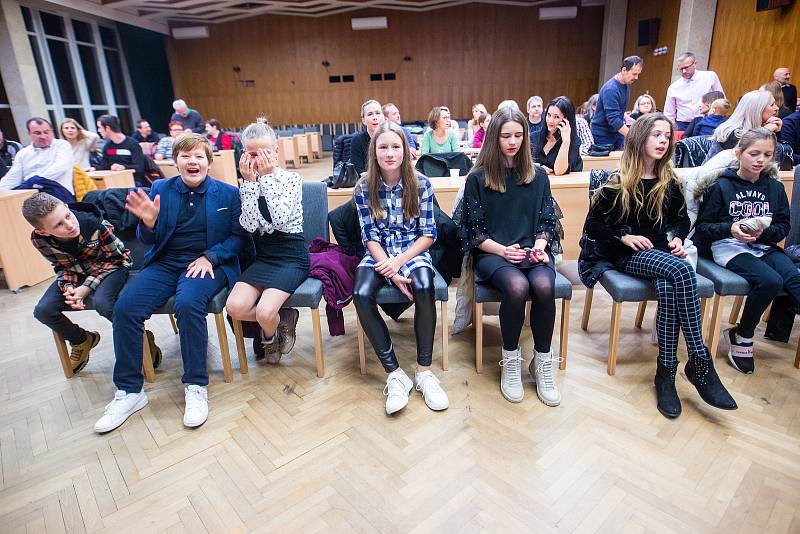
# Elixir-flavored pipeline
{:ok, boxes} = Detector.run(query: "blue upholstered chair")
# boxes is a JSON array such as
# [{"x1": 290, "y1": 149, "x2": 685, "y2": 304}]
[
  {"x1": 230, "y1": 182, "x2": 328, "y2": 377},
  {"x1": 474, "y1": 271, "x2": 573, "y2": 374},
  {"x1": 355, "y1": 269, "x2": 450, "y2": 374}
]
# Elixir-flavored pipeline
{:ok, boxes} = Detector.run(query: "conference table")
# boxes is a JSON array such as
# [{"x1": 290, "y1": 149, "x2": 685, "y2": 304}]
[
  {"x1": 88, "y1": 169, "x2": 135, "y2": 189},
  {"x1": 0, "y1": 190, "x2": 54, "y2": 291},
  {"x1": 155, "y1": 149, "x2": 238, "y2": 186}
]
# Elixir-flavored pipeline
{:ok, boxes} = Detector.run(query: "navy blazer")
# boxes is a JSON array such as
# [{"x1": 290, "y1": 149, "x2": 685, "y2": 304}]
[
  {"x1": 137, "y1": 175, "x2": 248, "y2": 288},
  {"x1": 780, "y1": 111, "x2": 800, "y2": 166}
]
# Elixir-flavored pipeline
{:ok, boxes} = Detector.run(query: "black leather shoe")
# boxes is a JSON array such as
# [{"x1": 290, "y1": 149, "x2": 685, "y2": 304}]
[
  {"x1": 685, "y1": 353, "x2": 737, "y2": 411},
  {"x1": 654, "y1": 360, "x2": 681, "y2": 418}
]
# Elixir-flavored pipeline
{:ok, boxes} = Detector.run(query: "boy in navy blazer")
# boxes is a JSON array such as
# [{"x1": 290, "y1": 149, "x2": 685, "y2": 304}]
[{"x1": 95, "y1": 133, "x2": 248, "y2": 433}]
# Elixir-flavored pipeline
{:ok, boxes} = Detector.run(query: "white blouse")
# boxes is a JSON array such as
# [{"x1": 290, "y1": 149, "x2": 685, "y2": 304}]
[
  {"x1": 239, "y1": 167, "x2": 304, "y2": 235},
  {"x1": 71, "y1": 131, "x2": 99, "y2": 169}
]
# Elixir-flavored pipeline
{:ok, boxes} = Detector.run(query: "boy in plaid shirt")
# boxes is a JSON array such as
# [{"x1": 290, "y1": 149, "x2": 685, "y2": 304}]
[{"x1": 23, "y1": 192, "x2": 131, "y2": 373}]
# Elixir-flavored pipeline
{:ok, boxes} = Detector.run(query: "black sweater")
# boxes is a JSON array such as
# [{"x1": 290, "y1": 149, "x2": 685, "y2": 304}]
[
  {"x1": 98, "y1": 136, "x2": 145, "y2": 183},
  {"x1": 694, "y1": 168, "x2": 790, "y2": 256},
  {"x1": 585, "y1": 176, "x2": 690, "y2": 265},
  {"x1": 348, "y1": 131, "x2": 371, "y2": 175}
]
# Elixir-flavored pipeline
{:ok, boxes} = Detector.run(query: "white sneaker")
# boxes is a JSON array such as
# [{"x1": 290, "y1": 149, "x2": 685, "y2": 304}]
[
  {"x1": 94, "y1": 390, "x2": 148, "y2": 433},
  {"x1": 384, "y1": 369, "x2": 413, "y2": 415},
  {"x1": 531, "y1": 350, "x2": 562, "y2": 406},
  {"x1": 415, "y1": 370, "x2": 449, "y2": 411},
  {"x1": 183, "y1": 385, "x2": 208, "y2": 428},
  {"x1": 500, "y1": 347, "x2": 524, "y2": 403}
]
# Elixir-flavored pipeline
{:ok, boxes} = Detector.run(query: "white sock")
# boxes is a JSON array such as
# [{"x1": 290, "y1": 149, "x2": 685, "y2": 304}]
[{"x1": 735, "y1": 333, "x2": 752, "y2": 344}]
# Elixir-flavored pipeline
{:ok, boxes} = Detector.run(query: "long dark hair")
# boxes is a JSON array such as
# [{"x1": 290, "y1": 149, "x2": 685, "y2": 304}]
[
  {"x1": 473, "y1": 107, "x2": 534, "y2": 192},
  {"x1": 534, "y1": 96, "x2": 581, "y2": 171}
]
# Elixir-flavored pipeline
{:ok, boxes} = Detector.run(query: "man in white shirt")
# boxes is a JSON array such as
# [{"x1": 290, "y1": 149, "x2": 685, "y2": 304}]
[
  {"x1": 0, "y1": 118, "x2": 75, "y2": 200},
  {"x1": 664, "y1": 52, "x2": 724, "y2": 131}
]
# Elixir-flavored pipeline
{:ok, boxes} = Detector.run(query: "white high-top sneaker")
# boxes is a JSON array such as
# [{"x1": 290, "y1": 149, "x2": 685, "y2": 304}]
[
  {"x1": 384, "y1": 368, "x2": 414, "y2": 415},
  {"x1": 531, "y1": 350, "x2": 562, "y2": 406},
  {"x1": 499, "y1": 347, "x2": 524, "y2": 403}
]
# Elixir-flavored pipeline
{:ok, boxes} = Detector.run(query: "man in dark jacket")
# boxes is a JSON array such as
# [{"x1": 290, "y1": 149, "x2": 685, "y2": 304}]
[
  {"x1": 780, "y1": 110, "x2": 800, "y2": 166},
  {"x1": 171, "y1": 99, "x2": 205, "y2": 133}
]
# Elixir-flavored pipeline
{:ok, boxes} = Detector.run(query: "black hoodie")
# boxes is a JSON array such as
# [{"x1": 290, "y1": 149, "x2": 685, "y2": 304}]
[{"x1": 694, "y1": 168, "x2": 790, "y2": 257}]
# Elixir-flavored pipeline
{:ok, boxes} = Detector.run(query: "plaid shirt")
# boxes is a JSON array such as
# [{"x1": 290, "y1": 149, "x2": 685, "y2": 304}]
[
  {"x1": 31, "y1": 219, "x2": 131, "y2": 291},
  {"x1": 354, "y1": 175, "x2": 437, "y2": 278}
]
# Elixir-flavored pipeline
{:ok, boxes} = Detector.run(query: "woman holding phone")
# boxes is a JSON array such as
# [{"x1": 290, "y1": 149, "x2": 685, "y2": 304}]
[{"x1": 533, "y1": 96, "x2": 583, "y2": 175}]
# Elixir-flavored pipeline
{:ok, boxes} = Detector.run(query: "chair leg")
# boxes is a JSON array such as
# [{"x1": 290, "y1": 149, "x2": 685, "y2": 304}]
[
  {"x1": 729, "y1": 295, "x2": 744, "y2": 325},
  {"x1": 524, "y1": 301, "x2": 531, "y2": 327},
  {"x1": 559, "y1": 298, "x2": 570, "y2": 370},
  {"x1": 214, "y1": 313, "x2": 233, "y2": 383},
  {"x1": 581, "y1": 288, "x2": 594, "y2": 331},
  {"x1": 356, "y1": 315, "x2": 366, "y2": 375},
  {"x1": 700, "y1": 298, "x2": 709, "y2": 339},
  {"x1": 142, "y1": 330, "x2": 155, "y2": 383},
  {"x1": 763, "y1": 303, "x2": 772, "y2": 323},
  {"x1": 635, "y1": 301, "x2": 647, "y2": 328},
  {"x1": 440, "y1": 300, "x2": 449, "y2": 371},
  {"x1": 708, "y1": 294, "x2": 724, "y2": 358},
  {"x1": 475, "y1": 302, "x2": 484, "y2": 373},
  {"x1": 795, "y1": 340, "x2": 800, "y2": 369},
  {"x1": 231, "y1": 318, "x2": 248, "y2": 375},
  {"x1": 311, "y1": 307, "x2": 324, "y2": 378},
  {"x1": 608, "y1": 301, "x2": 622, "y2": 375},
  {"x1": 53, "y1": 332, "x2": 73, "y2": 379},
  {"x1": 169, "y1": 314, "x2": 179, "y2": 334}
]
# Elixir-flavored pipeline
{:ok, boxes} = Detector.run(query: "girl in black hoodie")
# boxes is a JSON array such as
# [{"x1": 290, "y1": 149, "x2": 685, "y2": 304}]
[{"x1": 695, "y1": 127, "x2": 796, "y2": 374}]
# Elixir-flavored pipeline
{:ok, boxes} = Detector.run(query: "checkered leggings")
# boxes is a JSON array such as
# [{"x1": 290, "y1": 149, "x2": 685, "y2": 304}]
[{"x1": 622, "y1": 249, "x2": 707, "y2": 365}]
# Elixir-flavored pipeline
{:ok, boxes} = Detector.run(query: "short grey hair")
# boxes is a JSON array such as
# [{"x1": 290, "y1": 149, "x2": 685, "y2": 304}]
[
  {"x1": 172, "y1": 99, "x2": 187, "y2": 110},
  {"x1": 241, "y1": 117, "x2": 277, "y2": 145},
  {"x1": 497, "y1": 99, "x2": 520, "y2": 112},
  {"x1": 526, "y1": 96, "x2": 543, "y2": 109},
  {"x1": 677, "y1": 52, "x2": 695, "y2": 63}
]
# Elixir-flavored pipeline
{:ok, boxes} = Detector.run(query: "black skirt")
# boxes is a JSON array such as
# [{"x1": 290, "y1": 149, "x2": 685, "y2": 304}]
[{"x1": 239, "y1": 230, "x2": 309, "y2": 293}]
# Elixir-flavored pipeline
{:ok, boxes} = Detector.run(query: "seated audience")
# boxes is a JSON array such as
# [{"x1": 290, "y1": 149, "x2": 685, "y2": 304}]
[
  {"x1": 422, "y1": 106, "x2": 460, "y2": 154},
  {"x1": 467, "y1": 103, "x2": 488, "y2": 146},
  {"x1": 460, "y1": 106, "x2": 560, "y2": 406},
  {"x1": 23, "y1": 192, "x2": 131, "y2": 374},
  {"x1": 154, "y1": 121, "x2": 184, "y2": 161},
  {"x1": 205, "y1": 119, "x2": 233, "y2": 151},
  {"x1": 579, "y1": 94, "x2": 598, "y2": 123},
  {"x1": 60, "y1": 118, "x2": 99, "y2": 171},
  {"x1": 693, "y1": 98, "x2": 731, "y2": 137},
  {"x1": 382, "y1": 102, "x2": 418, "y2": 153},
  {"x1": 761, "y1": 81, "x2": 794, "y2": 118},
  {"x1": 575, "y1": 114, "x2": 594, "y2": 155},
  {"x1": 171, "y1": 99, "x2": 205, "y2": 133},
  {"x1": 0, "y1": 128, "x2": 22, "y2": 169},
  {"x1": 628, "y1": 93, "x2": 657, "y2": 122},
  {"x1": 695, "y1": 128, "x2": 795, "y2": 375},
  {"x1": 472, "y1": 113, "x2": 490, "y2": 149},
  {"x1": 592, "y1": 56, "x2": 643, "y2": 149},
  {"x1": 95, "y1": 114, "x2": 146, "y2": 186},
  {"x1": 438, "y1": 106, "x2": 461, "y2": 133},
  {"x1": 526, "y1": 96, "x2": 545, "y2": 142},
  {"x1": 352, "y1": 121, "x2": 447, "y2": 414},
  {"x1": 350, "y1": 99, "x2": 385, "y2": 174},
  {"x1": 226, "y1": 119, "x2": 307, "y2": 363},
  {"x1": 774, "y1": 67, "x2": 796, "y2": 112},
  {"x1": 703, "y1": 90, "x2": 781, "y2": 163},
  {"x1": 132, "y1": 119, "x2": 161, "y2": 143},
  {"x1": 580, "y1": 113, "x2": 736, "y2": 418},
  {"x1": 0, "y1": 117, "x2": 75, "y2": 202},
  {"x1": 94, "y1": 133, "x2": 247, "y2": 433},
  {"x1": 682, "y1": 90, "x2": 725, "y2": 138},
  {"x1": 779, "y1": 107, "x2": 800, "y2": 166},
  {"x1": 534, "y1": 96, "x2": 583, "y2": 175}
]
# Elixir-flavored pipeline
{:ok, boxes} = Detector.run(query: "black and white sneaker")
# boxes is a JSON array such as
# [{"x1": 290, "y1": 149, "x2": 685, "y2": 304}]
[{"x1": 723, "y1": 327, "x2": 754, "y2": 374}]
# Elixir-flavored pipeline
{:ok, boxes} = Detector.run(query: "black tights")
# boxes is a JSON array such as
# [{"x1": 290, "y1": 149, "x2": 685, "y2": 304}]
[
  {"x1": 353, "y1": 266, "x2": 436, "y2": 373},
  {"x1": 488, "y1": 265, "x2": 555, "y2": 352}
]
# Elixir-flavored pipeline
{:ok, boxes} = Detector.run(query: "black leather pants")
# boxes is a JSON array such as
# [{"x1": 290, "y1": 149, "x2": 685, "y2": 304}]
[{"x1": 352, "y1": 266, "x2": 436, "y2": 372}]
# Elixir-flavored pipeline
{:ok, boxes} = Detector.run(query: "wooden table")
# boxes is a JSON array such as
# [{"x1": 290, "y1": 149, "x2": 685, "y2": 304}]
[
  {"x1": 88, "y1": 169, "x2": 135, "y2": 189},
  {"x1": 155, "y1": 149, "x2": 238, "y2": 186},
  {"x1": 0, "y1": 190, "x2": 54, "y2": 291},
  {"x1": 581, "y1": 151, "x2": 622, "y2": 171}
]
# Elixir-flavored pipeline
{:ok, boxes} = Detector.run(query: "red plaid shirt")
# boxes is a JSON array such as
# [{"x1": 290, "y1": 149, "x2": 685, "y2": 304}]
[{"x1": 31, "y1": 219, "x2": 131, "y2": 291}]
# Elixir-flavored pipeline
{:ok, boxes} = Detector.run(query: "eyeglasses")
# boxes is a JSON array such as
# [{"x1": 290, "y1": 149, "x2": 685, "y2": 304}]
[{"x1": 678, "y1": 62, "x2": 696, "y2": 72}]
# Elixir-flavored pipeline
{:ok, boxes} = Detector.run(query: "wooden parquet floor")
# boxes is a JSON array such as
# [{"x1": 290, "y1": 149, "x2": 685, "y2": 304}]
[{"x1": 0, "y1": 275, "x2": 799, "y2": 533}]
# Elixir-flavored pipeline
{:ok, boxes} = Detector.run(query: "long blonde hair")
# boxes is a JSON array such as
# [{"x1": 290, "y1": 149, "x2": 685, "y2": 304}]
[
  {"x1": 358, "y1": 121, "x2": 420, "y2": 221},
  {"x1": 597, "y1": 113, "x2": 680, "y2": 226},
  {"x1": 468, "y1": 103, "x2": 488, "y2": 128},
  {"x1": 473, "y1": 107, "x2": 534, "y2": 192},
  {"x1": 59, "y1": 118, "x2": 87, "y2": 142},
  {"x1": 712, "y1": 90, "x2": 774, "y2": 143}
]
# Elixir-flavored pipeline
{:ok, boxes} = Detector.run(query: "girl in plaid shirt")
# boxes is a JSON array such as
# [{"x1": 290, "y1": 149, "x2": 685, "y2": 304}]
[{"x1": 353, "y1": 121, "x2": 449, "y2": 415}]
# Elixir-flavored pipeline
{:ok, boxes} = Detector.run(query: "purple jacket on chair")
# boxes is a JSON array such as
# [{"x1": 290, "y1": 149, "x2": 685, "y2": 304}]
[{"x1": 309, "y1": 238, "x2": 360, "y2": 336}]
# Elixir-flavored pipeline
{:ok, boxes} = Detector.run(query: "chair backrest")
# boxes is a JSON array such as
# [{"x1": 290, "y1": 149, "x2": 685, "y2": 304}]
[
  {"x1": 588, "y1": 169, "x2": 615, "y2": 199},
  {"x1": 415, "y1": 152, "x2": 472, "y2": 177},
  {"x1": 302, "y1": 182, "x2": 330, "y2": 244},
  {"x1": 674, "y1": 135, "x2": 712, "y2": 168}
]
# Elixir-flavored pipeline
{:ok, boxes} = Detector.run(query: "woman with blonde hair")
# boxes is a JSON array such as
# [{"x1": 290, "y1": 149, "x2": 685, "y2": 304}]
[
  {"x1": 59, "y1": 118, "x2": 99, "y2": 170},
  {"x1": 703, "y1": 90, "x2": 781, "y2": 163},
  {"x1": 630, "y1": 94, "x2": 657, "y2": 121},
  {"x1": 761, "y1": 81, "x2": 793, "y2": 118},
  {"x1": 580, "y1": 112, "x2": 737, "y2": 418},
  {"x1": 466, "y1": 103, "x2": 488, "y2": 146},
  {"x1": 349, "y1": 99, "x2": 385, "y2": 174}
]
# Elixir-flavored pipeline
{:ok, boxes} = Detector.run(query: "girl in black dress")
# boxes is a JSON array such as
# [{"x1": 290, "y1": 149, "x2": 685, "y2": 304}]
[
  {"x1": 580, "y1": 113, "x2": 736, "y2": 418},
  {"x1": 533, "y1": 96, "x2": 583, "y2": 175},
  {"x1": 226, "y1": 119, "x2": 309, "y2": 363},
  {"x1": 460, "y1": 107, "x2": 561, "y2": 407}
]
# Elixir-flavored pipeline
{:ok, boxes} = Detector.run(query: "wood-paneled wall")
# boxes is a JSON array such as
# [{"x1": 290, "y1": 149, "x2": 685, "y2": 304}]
[
  {"x1": 709, "y1": 0, "x2": 800, "y2": 101},
  {"x1": 167, "y1": 5, "x2": 604, "y2": 126},
  {"x1": 622, "y1": 0, "x2": 680, "y2": 110}
]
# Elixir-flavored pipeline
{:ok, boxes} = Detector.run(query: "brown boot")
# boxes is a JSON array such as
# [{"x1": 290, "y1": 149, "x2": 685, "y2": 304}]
[
  {"x1": 277, "y1": 308, "x2": 299, "y2": 355},
  {"x1": 70, "y1": 331, "x2": 100, "y2": 373},
  {"x1": 261, "y1": 329, "x2": 283, "y2": 364}
]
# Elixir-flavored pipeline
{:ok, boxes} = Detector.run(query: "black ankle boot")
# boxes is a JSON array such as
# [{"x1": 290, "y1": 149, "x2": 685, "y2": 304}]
[
  {"x1": 685, "y1": 351, "x2": 737, "y2": 410},
  {"x1": 654, "y1": 360, "x2": 681, "y2": 418}
]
